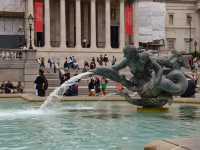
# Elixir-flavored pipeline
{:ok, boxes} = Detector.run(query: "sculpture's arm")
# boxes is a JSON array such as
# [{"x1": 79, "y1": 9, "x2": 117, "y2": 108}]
[
  {"x1": 151, "y1": 58, "x2": 163, "y2": 85},
  {"x1": 112, "y1": 58, "x2": 128, "y2": 71},
  {"x1": 151, "y1": 58, "x2": 162, "y2": 73}
]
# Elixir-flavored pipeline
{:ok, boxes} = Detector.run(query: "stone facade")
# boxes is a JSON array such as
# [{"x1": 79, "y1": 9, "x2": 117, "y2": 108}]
[
  {"x1": 165, "y1": 0, "x2": 200, "y2": 52},
  {"x1": 3, "y1": 0, "x2": 200, "y2": 65}
]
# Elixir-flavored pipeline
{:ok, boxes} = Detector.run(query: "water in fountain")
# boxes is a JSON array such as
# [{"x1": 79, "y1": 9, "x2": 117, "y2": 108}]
[{"x1": 40, "y1": 71, "x2": 94, "y2": 109}]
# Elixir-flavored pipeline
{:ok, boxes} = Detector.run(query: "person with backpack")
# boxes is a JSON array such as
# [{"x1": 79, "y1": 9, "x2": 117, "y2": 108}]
[{"x1": 34, "y1": 69, "x2": 48, "y2": 97}]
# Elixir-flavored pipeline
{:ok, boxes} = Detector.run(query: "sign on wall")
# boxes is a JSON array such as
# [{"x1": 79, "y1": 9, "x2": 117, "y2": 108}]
[
  {"x1": 0, "y1": 0, "x2": 25, "y2": 12},
  {"x1": 138, "y1": 2, "x2": 166, "y2": 43},
  {"x1": 0, "y1": 18, "x2": 24, "y2": 35}
]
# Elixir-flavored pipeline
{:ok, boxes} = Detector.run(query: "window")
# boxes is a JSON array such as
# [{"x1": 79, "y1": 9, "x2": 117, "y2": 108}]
[
  {"x1": 169, "y1": 14, "x2": 174, "y2": 25},
  {"x1": 186, "y1": 14, "x2": 192, "y2": 26},
  {"x1": 167, "y1": 38, "x2": 175, "y2": 50}
]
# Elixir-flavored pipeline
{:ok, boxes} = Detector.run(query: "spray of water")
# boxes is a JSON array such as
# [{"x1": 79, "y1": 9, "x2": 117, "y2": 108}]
[{"x1": 40, "y1": 71, "x2": 94, "y2": 109}]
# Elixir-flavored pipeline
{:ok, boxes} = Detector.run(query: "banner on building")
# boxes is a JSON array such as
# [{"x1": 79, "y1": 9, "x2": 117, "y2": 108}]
[
  {"x1": 125, "y1": 4, "x2": 133, "y2": 36},
  {"x1": 138, "y1": 2, "x2": 166, "y2": 43},
  {"x1": 34, "y1": 0, "x2": 44, "y2": 32}
]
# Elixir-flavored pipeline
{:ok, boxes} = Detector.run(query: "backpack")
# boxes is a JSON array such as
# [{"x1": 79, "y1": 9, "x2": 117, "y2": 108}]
[{"x1": 44, "y1": 77, "x2": 48, "y2": 90}]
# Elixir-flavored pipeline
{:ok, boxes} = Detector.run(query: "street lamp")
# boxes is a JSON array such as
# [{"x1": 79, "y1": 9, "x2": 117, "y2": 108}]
[
  {"x1": 187, "y1": 15, "x2": 192, "y2": 52},
  {"x1": 28, "y1": 14, "x2": 34, "y2": 49},
  {"x1": 194, "y1": 40, "x2": 197, "y2": 57}
]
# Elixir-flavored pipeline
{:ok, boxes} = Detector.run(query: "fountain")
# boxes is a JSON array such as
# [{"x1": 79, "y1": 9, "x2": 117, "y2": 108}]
[
  {"x1": 0, "y1": 48, "x2": 197, "y2": 150},
  {"x1": 40, "y1": 72, "x2": 93, "y2": 109},
  {"x1": 41, "y1": 46, "x2": 189, "y2": 109},
  {"x1": 92, "y1": 47, "x2": 189, "y2": 108}
]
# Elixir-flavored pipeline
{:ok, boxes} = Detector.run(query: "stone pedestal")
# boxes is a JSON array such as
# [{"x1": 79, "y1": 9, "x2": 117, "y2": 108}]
[{"x1": 23, "y1": 49, "x2": 38, "y2": 93}]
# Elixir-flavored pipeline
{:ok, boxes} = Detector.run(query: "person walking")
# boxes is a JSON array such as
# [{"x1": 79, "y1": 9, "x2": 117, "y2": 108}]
[
  {"x1": 48, "y1": 58, "x2": 53, "y2": 69},
  {"x1": 40, "y1": 57, "x2": 45, "y2": 69},
  {"x1": 34, "y1": 69, "x2": 48, "y2": 97},
  {"x1": 63, "y1": 57, "x2": 69, "y2": 70}
]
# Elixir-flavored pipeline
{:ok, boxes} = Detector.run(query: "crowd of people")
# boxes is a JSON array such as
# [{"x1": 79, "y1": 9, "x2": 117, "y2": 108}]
[
  {"x1": 63, "y1": 56, "x2": 80, "y2": 70},
  {"x1": 33, "y1": 54, "x2": 119, "y2": 97},
  {"x1": 37, "y1": 54, "x2": 117, "y2": 73},
  {"x1": 0, "y1": 81, "x2": 23, "y2": 94},
  {"x1": 82, "y1": 54, "x2": 117, "y2": 72}
]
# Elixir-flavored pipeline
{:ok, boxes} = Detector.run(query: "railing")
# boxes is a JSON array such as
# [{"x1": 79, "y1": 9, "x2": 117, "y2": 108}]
[{"x1": 0, "y1": 49, "x2": 26, "y2": 61}]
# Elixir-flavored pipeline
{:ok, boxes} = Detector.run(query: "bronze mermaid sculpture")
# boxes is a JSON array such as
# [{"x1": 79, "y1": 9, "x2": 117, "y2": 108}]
[{"x1": 92, "y1": 47, "x2": 188, "y2": 108}]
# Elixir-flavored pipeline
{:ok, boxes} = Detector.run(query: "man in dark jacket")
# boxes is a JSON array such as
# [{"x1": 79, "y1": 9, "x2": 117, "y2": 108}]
[{"x1": 34, "y1": 69, "x2": 48, "y2": 97}]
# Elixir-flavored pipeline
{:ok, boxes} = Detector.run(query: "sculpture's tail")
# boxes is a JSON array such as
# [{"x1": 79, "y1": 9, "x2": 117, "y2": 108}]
[
  {"x1": 119, "y1": 91, "x2": 169, "y2": 108},
  {"x1": 160, "y1": 70, "x2": 188, "y2": 95}
]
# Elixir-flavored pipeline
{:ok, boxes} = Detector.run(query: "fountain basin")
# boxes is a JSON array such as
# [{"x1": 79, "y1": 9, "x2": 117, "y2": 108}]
[{"x1": 0, "y1": 98, "x2": 200, "y2": 149}]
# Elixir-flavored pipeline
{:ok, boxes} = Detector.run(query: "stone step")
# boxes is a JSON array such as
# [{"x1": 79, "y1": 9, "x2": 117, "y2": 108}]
[
  {"x1": 47, "y1": 79, "x2": 60, "y2": 86},
  {"x1": 77, "y1": 79, "x2": 117, "y2": 86},
  {"x1": 45, "y1": 75, "x2": 59, "y2": 79},
  {"x1": 46, "y1": 86, "x2": 117, "y2": 96}
]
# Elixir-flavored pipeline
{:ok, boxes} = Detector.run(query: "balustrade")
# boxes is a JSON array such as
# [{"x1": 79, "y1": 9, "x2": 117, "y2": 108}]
[{"x1": 0, "y1": 49, "x2": 25, "y2": 61}]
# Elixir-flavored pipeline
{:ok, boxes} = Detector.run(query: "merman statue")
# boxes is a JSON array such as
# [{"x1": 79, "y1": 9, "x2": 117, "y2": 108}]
[{"x1": 92, "y1": 46, "x2": 188, "y2": 108}]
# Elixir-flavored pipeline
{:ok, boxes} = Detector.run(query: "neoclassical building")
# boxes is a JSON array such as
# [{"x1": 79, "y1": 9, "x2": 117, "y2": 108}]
[
  {"x1": 0, "y1": 0, "x2": 200, "y2": 64},
  {"x1": 26, "y1": 0, "x2": 131, "y2": 65},
  {"x1": 165, "y1": 0, "x2": 200, "y2": 53}
]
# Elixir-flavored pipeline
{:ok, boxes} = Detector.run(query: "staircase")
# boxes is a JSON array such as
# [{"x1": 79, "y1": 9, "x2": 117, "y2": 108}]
[
  {"x1": 44, "y1": 68, "x2": 131, "y2": 96},
  {"x1": 44, "y1": 69, "x2": 60, "y2": 95}
]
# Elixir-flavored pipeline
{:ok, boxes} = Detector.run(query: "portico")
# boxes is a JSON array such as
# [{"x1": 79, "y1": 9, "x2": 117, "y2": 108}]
[{"x1": 28, "y1": 0, "x2": 134, "y2": 53}]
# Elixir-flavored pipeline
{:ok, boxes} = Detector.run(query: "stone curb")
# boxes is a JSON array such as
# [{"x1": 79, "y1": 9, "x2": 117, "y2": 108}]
[{"x1": 0, "y1": 94, "x2": 200, "y2": 104}]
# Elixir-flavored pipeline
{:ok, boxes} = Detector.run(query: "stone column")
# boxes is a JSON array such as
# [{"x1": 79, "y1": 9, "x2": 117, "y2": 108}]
[
  {"x1": 45, "y1": 0, "x2": 51, "y2": 48},
  {"x1": 91, "y1": 0, "x2": 97, "y2": 49},
  {"x1": 76, "y1": 0, "x2": 81, "y2": 48},
  {"x1": 194, "y1": 11, "x2": 200, "y2": 49},
  {"x1": 133, "y1": 1, "x2": 139, "y2": 47},
  {"x1": 120, "y1": 0, "x2": 125, "y2": 49},
  {"x1": 105, "y1": 0, "x2": 111, "y2": 49},
  {"x1": 60, "y1": 0, "x2": 67, "y2": 48},
  {"x1": 27, "y1": 0, "x2": 34, "y2": 49}
]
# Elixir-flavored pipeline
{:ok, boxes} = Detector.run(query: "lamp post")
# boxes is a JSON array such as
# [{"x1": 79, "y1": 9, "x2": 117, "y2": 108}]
[
  {"x1": 194, "y1": 40, "x2": 197, "y2": 57},
  {"x1": 187, "y1": 15, "x2": 192, "y2": 52},
  {"x1": 28, "y1": 14, "x2": 34, "y2": 50}
]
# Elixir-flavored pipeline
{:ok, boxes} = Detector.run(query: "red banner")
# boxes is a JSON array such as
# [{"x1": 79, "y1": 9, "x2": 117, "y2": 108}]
[
  {"x1": 34, "y1": 0, "x2": 44, "y2": 32},
  {"x1": 125, "y1": 4, "x2": 133, "y2": 36}
]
